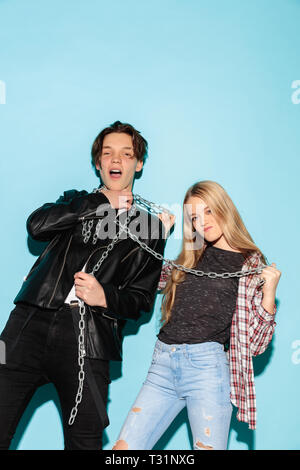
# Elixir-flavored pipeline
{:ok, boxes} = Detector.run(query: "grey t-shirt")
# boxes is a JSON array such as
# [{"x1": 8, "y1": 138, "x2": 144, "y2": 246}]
[{"x1": 158, "y1": 245, "x2": 245, "y2": 348}]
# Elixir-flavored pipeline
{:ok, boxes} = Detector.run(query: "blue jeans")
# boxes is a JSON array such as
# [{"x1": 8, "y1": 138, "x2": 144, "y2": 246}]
[{"x1": 115, "y1": 339, "x2": 232, "y2": 450}]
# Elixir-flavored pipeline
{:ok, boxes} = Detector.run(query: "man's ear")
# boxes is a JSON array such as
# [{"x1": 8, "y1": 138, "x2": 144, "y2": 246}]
[
  {"x1": 135, "y1": 160, "x2": 143, "y2": 173},
  {"x1": 96, "y1": 158, "x2": 101, "y2": 171}
]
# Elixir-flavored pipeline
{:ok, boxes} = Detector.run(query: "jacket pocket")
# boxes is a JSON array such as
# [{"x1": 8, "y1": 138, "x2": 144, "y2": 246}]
[
  {"x1": 86, "y1": 306, "x2": 122, "y2": 360},
  {"x1": 101, "y1": 312, "x2": 121, "y2": 351}
]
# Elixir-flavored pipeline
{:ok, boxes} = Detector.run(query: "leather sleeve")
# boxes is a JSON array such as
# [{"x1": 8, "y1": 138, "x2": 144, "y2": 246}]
[
  {"x1": 100, "y1": 226, "x2": 166, "y2": 321},
  {"x1": 26, "y1": 189, "x2": 111, "y2": 241}
]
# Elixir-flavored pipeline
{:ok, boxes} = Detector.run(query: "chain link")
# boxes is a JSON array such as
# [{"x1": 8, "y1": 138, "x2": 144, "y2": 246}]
[{"x1": 82, "y1": 219, "x2": 94, "y2": 243}]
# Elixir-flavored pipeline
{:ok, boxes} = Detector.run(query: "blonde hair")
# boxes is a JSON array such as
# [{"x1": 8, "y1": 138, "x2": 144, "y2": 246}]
[{"x1": 161, "y1": 180, "x2": 267, "y2": 324}]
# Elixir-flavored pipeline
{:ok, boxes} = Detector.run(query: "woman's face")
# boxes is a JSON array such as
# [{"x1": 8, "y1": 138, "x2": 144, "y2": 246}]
[{"x1": 186, "y1": 196, "x2": 224, "y2": 244}]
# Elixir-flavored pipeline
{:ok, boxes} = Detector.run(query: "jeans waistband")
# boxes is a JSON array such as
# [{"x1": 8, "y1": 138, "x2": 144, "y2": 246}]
[{"x1": 155, "y1": 338, "x2": 225, "y2": 354}]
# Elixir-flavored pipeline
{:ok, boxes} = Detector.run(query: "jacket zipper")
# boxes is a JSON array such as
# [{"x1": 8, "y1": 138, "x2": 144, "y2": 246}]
[
  {"x1": 112, "y1": 319, "x2": 121, "y2": 350},
  {"x1": 100, "y1": 313, "x2": 121, "y2": 349},
  {"x1": 120, "y1": 246, "x2": 140, "y2": 263},
  {"x1": 47, "y1": 234, "x2": 73, "y2": 307},
  {"x1": 78, "y1": 212, "x2": 106, "y2": 221},
  {"x1": 102, "y1": 312, "x2": 117, "y2": 321}
]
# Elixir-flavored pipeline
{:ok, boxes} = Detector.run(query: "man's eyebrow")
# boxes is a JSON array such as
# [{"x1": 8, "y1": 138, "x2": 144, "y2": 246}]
[{"x1": 102, "y1": 146, "x2": 133, "y2": 149}]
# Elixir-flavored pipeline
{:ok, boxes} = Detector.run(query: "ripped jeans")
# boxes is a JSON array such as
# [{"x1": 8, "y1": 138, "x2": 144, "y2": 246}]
[{"x1": 115, "y1": 339, "x2": 232, "y2": 450}]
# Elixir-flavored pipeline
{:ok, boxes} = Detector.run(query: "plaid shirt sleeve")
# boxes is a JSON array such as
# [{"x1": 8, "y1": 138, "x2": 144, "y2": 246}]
[
  {"x1": 249, "y1": 283, "x2": 277, "y2": 356},
  {"x1": 157, "y1": 264, "x2": 173, "y2": 291},
  {"x1": 230, "y1": 253, "x2": 278, "y2": 430}
]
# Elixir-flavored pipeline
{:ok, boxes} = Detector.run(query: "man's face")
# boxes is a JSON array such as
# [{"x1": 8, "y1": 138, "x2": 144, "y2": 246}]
[{"x1": 96, "y1": 132, "x2": 143, "y2": 191}]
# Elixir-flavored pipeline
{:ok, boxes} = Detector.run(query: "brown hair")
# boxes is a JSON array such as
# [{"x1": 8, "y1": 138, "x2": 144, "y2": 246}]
[{"x1": 91, "y1": 121, "x2": 148, "y2": 168}]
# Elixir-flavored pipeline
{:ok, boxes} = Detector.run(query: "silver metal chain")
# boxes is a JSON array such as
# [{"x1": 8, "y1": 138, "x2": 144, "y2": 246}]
[
  {"x1": 114, "y1": 217, "x2": 267, "y2": 278},
  {"x1": 82, "y1": 219, "x2": 94, "y2": 243},
  {"x1": 133, "y1": 193, "x2": 173, "y2": 216},
  {"x1": 69, "y1": 187, "x2": 266, "y2": 425},
  {"x1": 68, "y1": 299, "x2": 86, "y2": 425}
]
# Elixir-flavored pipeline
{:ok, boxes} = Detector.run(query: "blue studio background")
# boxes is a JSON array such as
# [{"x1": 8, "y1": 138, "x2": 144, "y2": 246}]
[{"x1": 0, "y1": 0, "x2": 299, "y2": 450}]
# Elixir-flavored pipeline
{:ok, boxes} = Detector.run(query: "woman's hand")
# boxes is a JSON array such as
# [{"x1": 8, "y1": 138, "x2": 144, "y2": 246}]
[
  {"x1": 74, "y1": 272, "x2": 107, "y2": 307},
  {"x1": 158, "y1": 212, "x2": 176, "y2": 237},
  {"x1": 260, "y1": 262, "x2": 281, "y2": 314},
  {"x1": 261, "y1": 263, "x2": 281, "y2": 293}
]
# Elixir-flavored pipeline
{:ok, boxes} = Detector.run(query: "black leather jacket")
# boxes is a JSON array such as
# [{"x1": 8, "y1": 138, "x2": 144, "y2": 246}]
[{"x1": 14, "y1": 187, "x2": 166, "y2": 361}]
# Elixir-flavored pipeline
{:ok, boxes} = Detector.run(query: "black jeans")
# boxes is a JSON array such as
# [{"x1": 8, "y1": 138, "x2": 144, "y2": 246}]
[{"x1": 0, "y1": 302, "x2": 110, "y2": 450}]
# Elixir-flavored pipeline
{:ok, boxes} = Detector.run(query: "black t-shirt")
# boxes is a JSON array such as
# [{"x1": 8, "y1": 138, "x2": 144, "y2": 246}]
[{"x1": 158, "y1": 245, "x2": 245, "y2": 347}]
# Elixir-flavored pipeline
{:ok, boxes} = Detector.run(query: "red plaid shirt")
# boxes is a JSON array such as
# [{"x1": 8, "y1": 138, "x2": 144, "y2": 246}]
[{"x1": 157, "y1": 252, "x2": 276, "y2": 430}]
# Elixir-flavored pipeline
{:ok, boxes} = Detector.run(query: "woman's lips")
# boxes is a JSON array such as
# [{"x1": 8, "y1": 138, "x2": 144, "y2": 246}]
[{"x1": 204, "y1": 226, "x2": 212, "y2": 232}]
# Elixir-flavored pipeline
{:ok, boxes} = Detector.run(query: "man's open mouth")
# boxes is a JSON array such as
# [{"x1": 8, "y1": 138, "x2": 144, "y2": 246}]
[{"x1": 109, "y1": 169, "x2": 122, "y2": 179}]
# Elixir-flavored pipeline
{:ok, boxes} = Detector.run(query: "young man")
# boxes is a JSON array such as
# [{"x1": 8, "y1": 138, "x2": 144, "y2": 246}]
[{"x1": 0, "y1": 121, "x2": 166, "y2": 450}]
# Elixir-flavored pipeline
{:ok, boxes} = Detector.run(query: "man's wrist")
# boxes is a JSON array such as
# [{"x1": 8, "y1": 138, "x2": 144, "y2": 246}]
[{"x1": 96, "y1": 286, "x2": 107, "y2": 308}]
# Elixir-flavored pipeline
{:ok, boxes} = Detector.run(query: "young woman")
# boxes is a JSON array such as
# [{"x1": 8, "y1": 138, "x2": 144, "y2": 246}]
[{"x1": 112, "y1": 180, "x2": 281, "y2": 450}]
